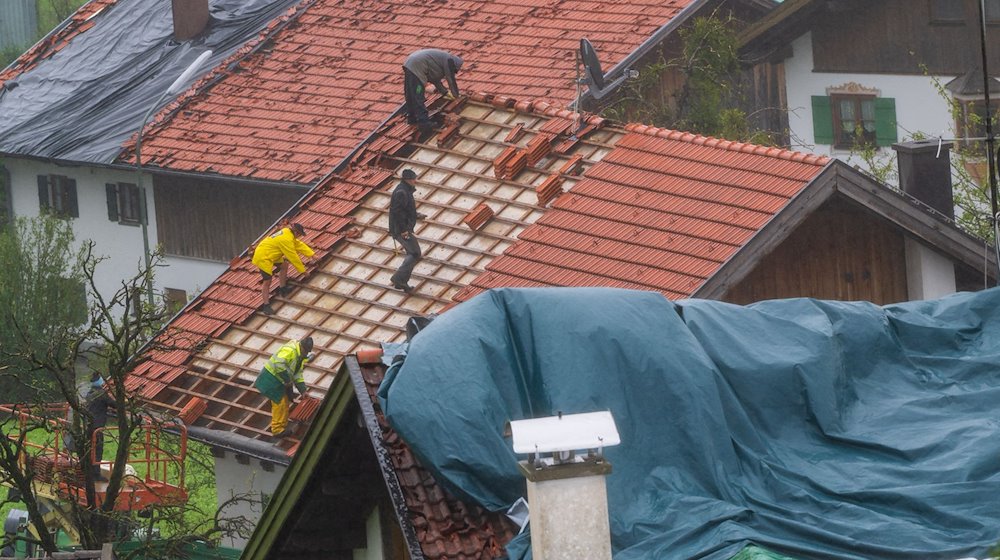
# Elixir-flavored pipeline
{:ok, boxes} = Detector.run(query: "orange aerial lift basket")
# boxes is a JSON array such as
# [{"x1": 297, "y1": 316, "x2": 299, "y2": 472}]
[{"x1": 0, "y1": 403, "x2": 189, "y2": 512}]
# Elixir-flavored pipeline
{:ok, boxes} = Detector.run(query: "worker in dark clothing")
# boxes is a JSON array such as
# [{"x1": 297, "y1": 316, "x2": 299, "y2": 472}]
[
  {"x1": 85, "y1": 373, "x2": 115, "y2": 481},
  {"x1": 389, "y1": 169, "x2": 425, "y2": 293},
  {"x1": 403, "y1": 49, "x2": 463, "y2": 133}
]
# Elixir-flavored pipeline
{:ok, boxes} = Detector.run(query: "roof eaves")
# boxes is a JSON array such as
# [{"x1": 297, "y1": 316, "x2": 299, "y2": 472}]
[
  {"x1": 580, "y1": 0, "x2": 708, "y2": 106},
  {"x1": 347, "y1": 356, "x2": 426, "y2": 560},
  {"x1": 828, "y1": 160, "x2": 998, "y2": 276},
  {"x1": 738, "y1": 0, "x2": 818, "y2": 52},
  {"x1": 240, "y1": 364, "x2": 357, "y2": 560},
  {"x1": 694, "y1": 160, "x2": 836, "y2": 299}
]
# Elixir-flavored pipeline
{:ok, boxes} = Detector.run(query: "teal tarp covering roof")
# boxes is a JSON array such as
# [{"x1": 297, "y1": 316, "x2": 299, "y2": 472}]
[{"x1": 379, "y1": 287, "x2": 1000, "y2": 560}]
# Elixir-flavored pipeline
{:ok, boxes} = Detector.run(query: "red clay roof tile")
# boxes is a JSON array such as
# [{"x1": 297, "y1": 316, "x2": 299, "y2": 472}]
[{"x1": 125, "y1": 0, "x2": 700, "y2": 183}]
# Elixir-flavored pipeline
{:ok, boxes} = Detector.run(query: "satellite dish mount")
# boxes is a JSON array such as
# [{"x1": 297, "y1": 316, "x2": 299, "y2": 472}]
[{"x1": 574, "y1": 38, "x2": 636, "y2": 133}]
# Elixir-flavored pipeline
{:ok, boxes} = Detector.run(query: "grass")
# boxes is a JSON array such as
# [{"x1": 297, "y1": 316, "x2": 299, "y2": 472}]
[{"x1": 0, "y1": 421, "x2": 218, "y2": 547}]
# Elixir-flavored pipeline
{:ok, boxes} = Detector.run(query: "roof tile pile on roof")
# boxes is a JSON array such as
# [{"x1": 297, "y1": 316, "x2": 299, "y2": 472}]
[
  {"x1": 355, "y1": 359, "x2": 517, "y2": 559},
  {"x1": 131, "y1": 93, "x2": 831, "y2": 453},
  {"x1": 456, "y1": 124, "x2": 829, "y2": 301},
  {"x1": 132, "y1": 96, "x2": 613, "y2": 450},
  {"x1": 130, "y1": 0, "x2": 698, "y2": 183}
]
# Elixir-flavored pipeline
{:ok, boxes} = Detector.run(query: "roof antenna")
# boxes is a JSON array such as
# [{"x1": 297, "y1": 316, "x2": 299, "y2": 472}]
[{"x1": 574, "y1": 39, "x2": 636, "y2": 135}]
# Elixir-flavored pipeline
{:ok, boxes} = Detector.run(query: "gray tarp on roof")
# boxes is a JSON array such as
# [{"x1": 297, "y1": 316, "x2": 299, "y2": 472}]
[
  {"x1": 0, "y1": 0, "x2": 301, "y2": 163},
  {"x1": 380, "y1": 287, "x2": 1000, "y2": 560}
]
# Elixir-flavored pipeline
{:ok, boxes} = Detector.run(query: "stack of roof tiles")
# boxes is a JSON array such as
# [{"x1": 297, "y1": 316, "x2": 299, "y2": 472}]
[{"x1": 129, "y1": 93, "x2": 829, "y2": 458}]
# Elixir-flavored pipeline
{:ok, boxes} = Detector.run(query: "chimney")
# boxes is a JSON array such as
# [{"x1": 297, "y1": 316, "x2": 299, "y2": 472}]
[
  {"x1": 510, "y1": 411, "x2": 620, "y2": 560},
  {"x1": 892, "y1": 139, "x2": 954, "y2": 219},
  {"x1": 892, "y1": 140, "x2": 958, "y2": 300},
  {"x1": 171, "y1": 0, "x2": 210, "y2": 42}
]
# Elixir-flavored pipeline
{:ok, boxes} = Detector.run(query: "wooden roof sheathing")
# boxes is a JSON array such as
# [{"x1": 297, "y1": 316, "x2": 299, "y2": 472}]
[{"x1": 131, "y1": 96, "x2": 611, "y2": 453}]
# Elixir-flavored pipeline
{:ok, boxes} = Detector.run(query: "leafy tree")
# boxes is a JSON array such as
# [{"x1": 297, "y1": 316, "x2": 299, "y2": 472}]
[
  {"x1": 0, "y1": 220, "x2": 241, "y2": 555},
  {"x1": 601, "y1": 14, "x2": 776, "y2": 145}
]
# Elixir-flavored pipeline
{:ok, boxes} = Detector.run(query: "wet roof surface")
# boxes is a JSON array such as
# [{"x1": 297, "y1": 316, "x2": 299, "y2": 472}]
[
  {"x1": 128, "y1": 0, "x2": 699, "y2": 183},
  {"x1": 128, "y1": 93, "x2": 827, "y2": 458}
]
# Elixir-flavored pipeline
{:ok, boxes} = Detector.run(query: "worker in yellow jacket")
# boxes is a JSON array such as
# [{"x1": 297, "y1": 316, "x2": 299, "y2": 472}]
[
  {"x1": 255, "y1": 337, "x2": 313, "y2": 437},
  {"x1": 252, "y1": 223, "x2": 314, "y2": 315}
]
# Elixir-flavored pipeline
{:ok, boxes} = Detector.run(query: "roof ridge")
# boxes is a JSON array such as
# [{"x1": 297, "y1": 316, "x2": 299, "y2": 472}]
[{"x1": 623, "y1": 123, "x2": 831, "y2": 166}]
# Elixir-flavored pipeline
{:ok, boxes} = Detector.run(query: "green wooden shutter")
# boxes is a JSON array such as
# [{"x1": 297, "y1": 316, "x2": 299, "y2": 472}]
[
  {"x1": 106, "y1": 183, "x2": 119, "y2": 222},
  {"x1": 37, "y1": 175, "x2": 50, "y2": 210},
  {"x1": 811, "y1": 96, "x2": 834, "y2": 145},
  {"x1": 875, "y1": 97, "x2": 898, "y2": 146}
]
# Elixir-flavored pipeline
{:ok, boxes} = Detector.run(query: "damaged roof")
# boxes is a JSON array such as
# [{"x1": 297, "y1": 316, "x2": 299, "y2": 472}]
[
  {"x1": 126, "y1": 92, "x2": 832, "y2": 460},
  {"x1": 123, "y1": 0, "x2": 713, "y2": 183},
  {"x1": 0, "y1": 0, "x2": 304, "y2": 162}
]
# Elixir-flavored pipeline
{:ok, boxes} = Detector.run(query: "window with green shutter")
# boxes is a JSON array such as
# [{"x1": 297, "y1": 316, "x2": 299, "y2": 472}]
[{"x1": 813, "y1": 94, "x2": 897, "y2": 149}]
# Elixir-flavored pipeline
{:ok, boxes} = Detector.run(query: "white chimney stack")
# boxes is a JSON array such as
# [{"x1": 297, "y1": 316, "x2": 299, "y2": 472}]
[{"x1": 510, "y1": 411, "x2": 620, "y2": 560}]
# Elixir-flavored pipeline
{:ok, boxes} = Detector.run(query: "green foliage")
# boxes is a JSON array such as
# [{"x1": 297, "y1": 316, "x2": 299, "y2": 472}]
[
  {"x1": 0, "y1": 215, "x2": 87, "y2": 401},
  {"x1": 601, "y1": 14, "x2": 774, "y2": 145},
  {"x1": 1, "y1": 0, "x2": 88, "y2": 70}
]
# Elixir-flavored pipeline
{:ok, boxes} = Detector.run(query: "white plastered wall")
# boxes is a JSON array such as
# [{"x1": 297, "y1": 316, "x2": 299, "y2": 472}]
[
  {"x1": 783, "y1": 32, "x2": 957, "y2": 178},
  {"x1": 214, "y1": 453, "x2": 286, "y2": 549},
  {"x1": 4, "y1": 157, "x2": 225, "y2": 301},
  {"x1": 352, "y1": 506, "x2": 384, "y2": 560}
]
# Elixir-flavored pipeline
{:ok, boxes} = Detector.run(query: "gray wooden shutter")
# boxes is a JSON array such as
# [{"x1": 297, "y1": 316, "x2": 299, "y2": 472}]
[
  {"x1": 37, "y1": 175, "x2": 50, "y2": 210},
  {"x1": 811, "y1": 96, "x2": 834, "y2": 145},
  {"x1": 106, "y1": 183, "x2": 119, "y2": 222},
  {"x1": 65, "y1": 178, "x2": 78, "y2": 218},
  {"x1": 875, "y1": 97, "x2": 898, "y2": 146}
]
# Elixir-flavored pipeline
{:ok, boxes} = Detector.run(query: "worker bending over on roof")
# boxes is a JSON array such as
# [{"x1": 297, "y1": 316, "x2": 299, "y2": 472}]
[
  {"x1": 252, "y1": 222, "x2": 314, "y2": 315},
  {"x1": 389, "y1": 169, "x2": 426, "y2": 293},
  {"x1": 255, "y1": 336, "x2": 313, "y2": 438},
  {"x1": 403, "y1": 48, "x2": 463, "y2": 133}
]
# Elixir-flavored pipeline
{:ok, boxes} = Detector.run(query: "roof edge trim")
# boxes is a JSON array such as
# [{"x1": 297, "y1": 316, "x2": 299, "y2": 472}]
[
  {"x1": 240, "y1": 367, "x2": 356, "y2": 560},
  {"x1": 622, "y1": 123, "x2": 831, "y2": 165},
  {"x1": 347, "y1": 356, "x2": 427, "y2": 560}
]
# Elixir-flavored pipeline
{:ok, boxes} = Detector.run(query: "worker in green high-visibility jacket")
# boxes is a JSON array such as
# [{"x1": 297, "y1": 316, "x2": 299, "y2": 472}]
[{"x1": 255, "y1": 337, "x2": 313, "y2": 437}]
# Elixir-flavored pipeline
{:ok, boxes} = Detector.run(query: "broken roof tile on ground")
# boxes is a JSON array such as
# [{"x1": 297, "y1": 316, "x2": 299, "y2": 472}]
[{"x1": 128, "y1": 92, "x2": 830, "y2": 455}]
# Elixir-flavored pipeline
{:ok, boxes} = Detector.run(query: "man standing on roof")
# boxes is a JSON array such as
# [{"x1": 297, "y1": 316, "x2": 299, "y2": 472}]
[
  {"x1": 252, "y1": 222, "x2": 314, "y2": 315},
  {"x1": 403, "y1": 48, "x2": 463, "y2": 133},
  {"x1": 255, "y1": 336, "x2": 313, "y2": 438},
  {"x1": 389, "y1": 169, "x2": 426, "y2": 293}
]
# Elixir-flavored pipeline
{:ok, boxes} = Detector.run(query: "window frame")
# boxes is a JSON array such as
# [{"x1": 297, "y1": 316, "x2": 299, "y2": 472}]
[
  {"x1": 830, "y1": 94, "x2": 878, "y2": 150},
  {"x1": 987, "y1": 0, "x2": 1000, "y2": 23},
  {"x1": 117, "y1": 182, "x2": 142, "y2": 225},
  {"x1": 930, "y1": 0, "x2": 965, "y2": 24},
  {"x1": 38, "y1": 174, "x2": 79, "y2": 219}
]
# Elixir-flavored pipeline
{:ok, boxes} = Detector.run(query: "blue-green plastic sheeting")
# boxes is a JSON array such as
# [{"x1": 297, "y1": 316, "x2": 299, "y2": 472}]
[{"x1": 378, "y1": 287, "x2": 1000, "y2": 560}]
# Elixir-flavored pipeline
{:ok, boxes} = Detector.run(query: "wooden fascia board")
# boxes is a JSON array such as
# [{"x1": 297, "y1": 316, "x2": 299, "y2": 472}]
[
  {"x1": 738, "y1": 0, "x2": 817, "y2": 51},
  {"x1": 348, "y1": 358, "x2": 427, "y2": 560},
  {"x1": 832, "y1": 164, "x2": 998, "y2": 278},
  {"x1": 694, "y1": 163, "x2": 839, "y2": 300},
  {"x1": 240, "y1": 367, "x2": 356, "y2": 560}
]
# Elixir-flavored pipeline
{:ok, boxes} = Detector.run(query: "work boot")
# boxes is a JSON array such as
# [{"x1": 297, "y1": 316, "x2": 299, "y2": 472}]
[
  {"x1": 277, "y1": 285, "x2": 294, "y2": 297},
  {"x1": 260, "y1": 304, "x2": 275, "y2": 315},
  {"x1": 392, "y1": 281, "x2": 415, "y2": 294}
]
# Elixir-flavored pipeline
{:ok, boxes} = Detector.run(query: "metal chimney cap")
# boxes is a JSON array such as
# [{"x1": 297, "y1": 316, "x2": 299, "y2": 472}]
[{"x1": 510, "y1": 411, "x2": 620, "y2": 454}]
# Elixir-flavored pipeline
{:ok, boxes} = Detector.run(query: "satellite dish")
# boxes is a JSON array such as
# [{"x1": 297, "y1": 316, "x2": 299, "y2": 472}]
[{"x1": 578, "y1": 38, "x2": 630, "y2": 101}]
